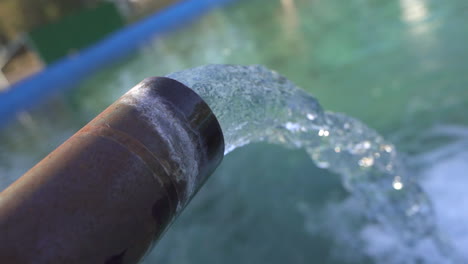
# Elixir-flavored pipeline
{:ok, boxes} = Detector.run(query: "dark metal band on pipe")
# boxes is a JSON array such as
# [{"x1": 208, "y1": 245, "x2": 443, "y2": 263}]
[{"x1": 0, "y1": 77, "x2": 224, "y2": 264}]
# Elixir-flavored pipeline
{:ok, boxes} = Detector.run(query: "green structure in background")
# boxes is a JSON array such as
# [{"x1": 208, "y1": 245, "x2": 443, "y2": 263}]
[{"x1": 27, "y1": 2, "x2": 124, "y2": 64}]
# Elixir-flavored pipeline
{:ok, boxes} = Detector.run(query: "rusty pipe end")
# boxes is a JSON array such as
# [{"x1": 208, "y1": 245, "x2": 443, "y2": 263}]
[
  {"x1": 117, "y1": 76, "x2": 225, "y2": 208},
  {"x1": 0, "y1": 77, "x2": 224, "y2": 264},
  {"x1": 135, "y1": 76, "x2": 225, "y2": 184}
]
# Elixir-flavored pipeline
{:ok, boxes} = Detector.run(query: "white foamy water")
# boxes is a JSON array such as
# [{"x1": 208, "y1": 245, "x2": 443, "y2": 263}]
[
  {"x1": 419, "y1": 142, "x2": 468, "y2": 260},
  {"x1": 353, "y1": 140, "x2": 468, "y2": 263}
]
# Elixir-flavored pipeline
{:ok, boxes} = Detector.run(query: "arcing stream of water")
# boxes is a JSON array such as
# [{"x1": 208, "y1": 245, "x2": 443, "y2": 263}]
[{"x1": 168, "y1": 64, "x2": 458, "y2": 263}]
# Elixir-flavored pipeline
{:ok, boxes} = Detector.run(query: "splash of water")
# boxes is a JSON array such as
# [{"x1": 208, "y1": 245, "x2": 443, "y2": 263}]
[{"x1": 168, "y1": 64, "x2": 456, "y2": 263}]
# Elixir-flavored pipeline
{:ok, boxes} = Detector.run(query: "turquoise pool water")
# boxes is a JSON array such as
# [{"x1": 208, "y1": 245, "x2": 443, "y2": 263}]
[{"x1": 1, "y1": 0, "x2": 468, "y2": 263}]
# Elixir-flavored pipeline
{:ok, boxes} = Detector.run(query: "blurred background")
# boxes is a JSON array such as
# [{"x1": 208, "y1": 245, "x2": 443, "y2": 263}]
[
  {"x1": 0, "y1": 0, "x2": 177, "y2": 87},
  {"x1": 1, "y1": 0, "x2": 468, "y2": 263}
]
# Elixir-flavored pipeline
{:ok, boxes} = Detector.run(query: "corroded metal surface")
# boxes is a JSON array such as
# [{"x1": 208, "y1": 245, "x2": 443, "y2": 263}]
[{"x1": 0, "y1": 77, "x2": 224, "y2": 264}]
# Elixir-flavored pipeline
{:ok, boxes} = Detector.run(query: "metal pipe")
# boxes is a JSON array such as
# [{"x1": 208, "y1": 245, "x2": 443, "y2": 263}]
[{"x1": 0, "y1": 77, "x2": 224, "y2": 264}]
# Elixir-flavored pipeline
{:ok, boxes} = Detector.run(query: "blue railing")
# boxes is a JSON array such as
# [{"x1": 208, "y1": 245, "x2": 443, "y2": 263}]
[{"x1": 0, "y1": 0, "x2": 233, "y2": 126}]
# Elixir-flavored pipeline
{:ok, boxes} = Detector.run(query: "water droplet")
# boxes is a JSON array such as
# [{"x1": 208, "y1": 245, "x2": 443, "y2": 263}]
[
  {"x1": 382, "y1": 144, "x2": 393, "y2": 153},
  {"x1": 362, "y1": 141, "x2": 371, "y2": 149},
  {"x1": 306, "y1": 113, "x2": 316, "y2": 120},
  {"x1": 393, "y1": 176, "x2": 404, "y2": 190},
  {"x1": 285, "y1": 122, "x2": 301, "y2": 132},
  {"x1": 359, "y1": 157, "x2": 374, "y2": 167},
  {"x1": 318, "y1": 129, "x2": 329, "y2": 137}
]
